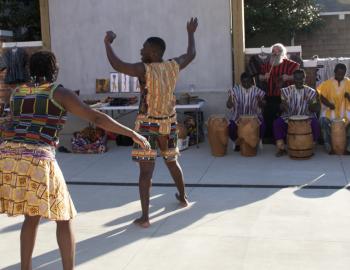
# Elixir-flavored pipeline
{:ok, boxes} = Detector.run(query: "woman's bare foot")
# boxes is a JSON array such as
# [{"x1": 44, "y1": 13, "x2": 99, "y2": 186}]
[
  {"x1": 175, "y1": 193, "x2": 189, "y2": 207},
  {"x1": 133, "y1": 217, "x2": 150, "y2": 228}
]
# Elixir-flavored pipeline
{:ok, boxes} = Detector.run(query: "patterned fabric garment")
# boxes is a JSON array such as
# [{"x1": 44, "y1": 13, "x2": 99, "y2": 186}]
[
  {"x1": 132, "y1": 121, "x2": 179, "y2": 161},
  {"x1": 260, "y1": 58, "x2": 300, "y2": 97},
  {"x1": 3, "y1": 47, "x2": 29, "y2": 84},
  {"x1": 2, "y1": 83, "x2": 67, "y2": 147},
  {"x1": 0, "y1": 142, "x2": 77, "y2": 220},
  {"x1": 247, "y1": 54, "x2": 270, "y2": 92},
  {"x1": 316, "y1": 58, "x2": 350, "y2": 87},
  {"x1": 136, "y1": 60, "x2": 180, "y2": 135},
  {"x1": 227, "y1": 85, "x2": 265, "y2": 123},
  {"x1": 317, "y1": 77, "x2": 350, "y2": 121},
  {"x1": 280, "y1": 85, "x2": 318, "y2": 121}
]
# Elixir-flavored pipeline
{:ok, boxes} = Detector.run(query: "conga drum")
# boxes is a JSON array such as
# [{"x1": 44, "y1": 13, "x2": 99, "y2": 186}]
[
  {"x1": 287, "y1": 115, "x2": 313, "y2": 159},
  {"x1": 207, "y1": 115, "x2": 228, "y2": 157},
  {"x1": 237, "y1": 115, "x2": 259, "y2": 157},
  {"x1": 331, "y1": 118, "x2": 346, "y2": 155}
]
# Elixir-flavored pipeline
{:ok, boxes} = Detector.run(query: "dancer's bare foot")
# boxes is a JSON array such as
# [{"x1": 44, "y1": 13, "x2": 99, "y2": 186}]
[
  {"x1": 133, "y1": 217, "x2": 150, "y2": 228},
  {"x1": 175, "y1": 193, "x2": 189, "y2": 207},
  {"x1": 275, "y1": 149, "x2": 286, "y2": 157},
  {"x1": 328, "y1": 150, "x2": 335, "y2": 155}
]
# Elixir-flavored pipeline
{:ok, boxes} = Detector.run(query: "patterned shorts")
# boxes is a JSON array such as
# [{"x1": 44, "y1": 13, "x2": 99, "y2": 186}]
[{"x1": 132, "y1": 122, "x2": 179, "y2": 161}]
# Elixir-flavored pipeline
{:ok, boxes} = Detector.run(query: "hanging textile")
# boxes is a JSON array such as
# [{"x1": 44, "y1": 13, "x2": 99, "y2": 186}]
[{"x1": 3, "y1": 47, "x2": 29, "y2": 84}]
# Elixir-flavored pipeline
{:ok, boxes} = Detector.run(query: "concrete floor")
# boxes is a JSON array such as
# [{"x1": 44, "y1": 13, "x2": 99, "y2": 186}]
[{"x1": 1, "y1": 140, "x2": 350, "y2": 270}]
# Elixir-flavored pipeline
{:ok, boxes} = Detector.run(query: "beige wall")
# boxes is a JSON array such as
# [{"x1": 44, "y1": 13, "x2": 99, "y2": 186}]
[{"x1": 49, "y1": 0, "x2": 233, "y2": 94}]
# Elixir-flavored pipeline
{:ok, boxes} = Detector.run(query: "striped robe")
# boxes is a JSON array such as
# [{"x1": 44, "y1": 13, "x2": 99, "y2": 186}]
[
  {"x1": 260, "y1": 58, "x2": 300, "y2": 97},
  {"x1": 228, "y1": 85, "x2": 265, "y2": 123},
  {"x1": 280, "y1": 85, "x2": 318, "y2": 121}
]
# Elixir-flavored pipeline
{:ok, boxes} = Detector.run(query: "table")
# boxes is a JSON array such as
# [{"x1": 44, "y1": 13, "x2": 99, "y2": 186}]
[{"x1": 98, "y1": 101, "x2": 205, "y2": 147}]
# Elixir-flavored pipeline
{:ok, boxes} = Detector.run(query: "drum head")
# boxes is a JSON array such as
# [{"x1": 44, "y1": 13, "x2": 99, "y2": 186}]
[
  {"x1": 239, "y1": 114, "x2": 257, "y2": 119},
  {"x1": 289, "y1": 115, "x2": 309, "y2": 121},
  {"x1": 332, "y1": 118, "x2": 346, "y2": 123}
]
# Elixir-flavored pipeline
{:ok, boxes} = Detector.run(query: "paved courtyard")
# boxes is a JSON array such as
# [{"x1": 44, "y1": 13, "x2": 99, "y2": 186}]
[{"x1": 1, "y1": 140, "x2": 350, "y2": 269}]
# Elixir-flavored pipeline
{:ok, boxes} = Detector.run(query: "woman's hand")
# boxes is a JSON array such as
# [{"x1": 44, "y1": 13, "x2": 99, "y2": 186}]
[{"x1": 132, "y1": 131, "x2": 151, "y2": 150}]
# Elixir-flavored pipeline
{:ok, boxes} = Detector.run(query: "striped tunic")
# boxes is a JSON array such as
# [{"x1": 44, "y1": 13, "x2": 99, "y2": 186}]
[
  {"x1": 228, "y1": 85, "x2": 265, "y2": 123},
  {"x1": 280, "y1": 85, "x2": 317, "y2": 121},
  {"x1": 2, "y1": 83, "x2": 67, "y2": 147},
  {"x1": 261, "y1": 58, "x2": 300, "y2": 97}
]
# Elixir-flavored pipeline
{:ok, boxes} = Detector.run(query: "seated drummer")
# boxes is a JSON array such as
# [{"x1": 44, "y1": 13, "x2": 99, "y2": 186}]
[
  {"x1": 226, "y1": 72, "x2": 266, "y2": 151},
  {"x1": 273, "y1": 69, "x2": 320, "y2": 157},
  {"x1": 317, "y1": 63, "x2": 350, "y2": 154}
]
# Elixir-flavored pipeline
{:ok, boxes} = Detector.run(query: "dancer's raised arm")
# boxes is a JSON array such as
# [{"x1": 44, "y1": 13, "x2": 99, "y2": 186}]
[
  {"x1": 104, "y1": 31, "x2": 145, "y2": 77},
  {"x1": 174, "y1": 17, "x2": 198, "y2": 70}
]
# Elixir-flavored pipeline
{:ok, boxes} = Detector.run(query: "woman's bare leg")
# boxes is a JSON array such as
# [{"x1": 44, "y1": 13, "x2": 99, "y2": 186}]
[
  {"x1": 56, "y1": 220, "x2": 75, "y2": 270},
  {"x1": 20, "y1": 215, "x2": 41, "y2": 270}
]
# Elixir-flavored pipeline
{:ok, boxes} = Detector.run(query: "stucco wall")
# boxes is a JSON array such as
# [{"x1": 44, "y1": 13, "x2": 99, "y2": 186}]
[{"x1": 49, "y1": 0, "x2": 232, "y2": 94}]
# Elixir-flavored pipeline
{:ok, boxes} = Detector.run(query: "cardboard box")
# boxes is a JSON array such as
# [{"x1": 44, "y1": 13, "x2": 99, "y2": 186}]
[{"x1": 177, "y1": 136, "x2": 189, "y2": 151}]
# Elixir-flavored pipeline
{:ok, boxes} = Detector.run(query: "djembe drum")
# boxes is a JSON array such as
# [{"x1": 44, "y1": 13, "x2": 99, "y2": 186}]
[
  {"x1": 207, "y1": 115, "x2": 228, "y2": 157},
  {"x1": 331, "y1": 118, "x2": 346, "y2": 155},
  {"x1": 237, "y1": 115, "x2": 259, "y2": 157},
  {"x1": 287, "y1": 115, "x2": 313, "y2": 159}
]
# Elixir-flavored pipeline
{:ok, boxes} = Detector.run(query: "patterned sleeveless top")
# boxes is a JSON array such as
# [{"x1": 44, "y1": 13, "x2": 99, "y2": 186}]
[
  {"x1": 136, "y1": 60, "x2": 180, "y2": 134},
  {"x1": 2, "y1": 83, "x2": 67, "y2": 147}
]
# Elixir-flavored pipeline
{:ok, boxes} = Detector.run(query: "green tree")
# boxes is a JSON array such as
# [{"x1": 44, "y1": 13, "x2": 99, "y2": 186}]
[
  {"x1": 0, "y1": 0, "x2": 41, "y2": 41},
  {"x1": 245, "y1": 0, "x2": 323, "y2": 45}
]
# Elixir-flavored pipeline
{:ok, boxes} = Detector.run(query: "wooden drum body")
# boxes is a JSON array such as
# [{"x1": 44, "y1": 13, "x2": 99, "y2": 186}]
[
  {"x1": 287, "y1": 115, "x2": 313, "y2": 159},
  {"x1": 331, "y1": 119, "x2": 346, "y2": 155},
  {"x1": 207, "y1": 115, "x2": 228, "y2": 157},
  {"x1": 237, "y1": 115, "x2": 259, "y2": 157}
]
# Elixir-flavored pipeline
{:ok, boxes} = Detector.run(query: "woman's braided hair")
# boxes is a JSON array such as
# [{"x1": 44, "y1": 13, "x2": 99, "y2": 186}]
[{"x1": 29, "y1": 51, "x2": 58, "y2": 83}]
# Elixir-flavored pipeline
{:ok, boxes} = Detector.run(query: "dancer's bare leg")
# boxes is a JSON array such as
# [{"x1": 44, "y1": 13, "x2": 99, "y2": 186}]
[
  {"x1": 56, "y1": 220, "x2": 75, "y2": 270},
  {"x1": 20, "y1": 215, "x2": 41, "y2": 270},
  {"x1": 165, "y1": 160, "x2": 188, "y2": 207},
  {"x1": 158, "y1": 135, "x2": 188, "y2": 207},
  {"x1": 134, "y1": 160, "x2": 155, "y2": 228}
]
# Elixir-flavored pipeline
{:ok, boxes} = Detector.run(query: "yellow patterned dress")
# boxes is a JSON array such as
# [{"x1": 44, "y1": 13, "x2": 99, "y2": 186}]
[
  {"x1": 132, "y1": 60, "x2": 180, "y2": 161},
  {"x1": 0, "y1": 83, "x2": 76, "y2": 220}
]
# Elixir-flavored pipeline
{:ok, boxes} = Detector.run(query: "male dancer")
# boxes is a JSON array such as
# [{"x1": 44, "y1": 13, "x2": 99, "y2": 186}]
[{"x1": 104, "y1": 17, "x2": 198, "y2": 228}]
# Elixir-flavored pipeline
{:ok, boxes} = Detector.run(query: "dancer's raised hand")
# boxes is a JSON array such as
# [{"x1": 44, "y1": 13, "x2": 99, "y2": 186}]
[
  {"x1": 104, "y1": 31, "x2": 117, "y2": 44},
  {"x1": 187, "y1": 17, "x2": 198, "y2": 34}
]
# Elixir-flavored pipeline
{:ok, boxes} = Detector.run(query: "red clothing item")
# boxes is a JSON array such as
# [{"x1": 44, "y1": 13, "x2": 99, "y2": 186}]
[{"x1": 261, "y1": 58, "x2": 300, "y2": 97}]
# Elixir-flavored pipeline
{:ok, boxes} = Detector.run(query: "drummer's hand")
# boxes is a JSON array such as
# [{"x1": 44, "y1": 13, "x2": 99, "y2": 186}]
[
  {"x1": 281, "y1": 74, "x2": 290, "y2": 81},
  {"x1": 132, "y1": 131, "x2": 150, "y2": 150},
  {"x1": 226, "y1": 91, "x2": 234, "y2": 108},
  {"x1": 259, "y1": 73, "x2": 269, "y2": 81},
  {"x1": 226, "y1": 97, "x2": 234, "y2": 109},
  {"x1": 328, "y1": 102, "x2": 335, "y2": 110},
  {"x1": 280, "y1": 102, "x2": 288, "y2": 112},
  {"x1": 344, "y1": 92, "x2": 350, "y2": 101}
]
